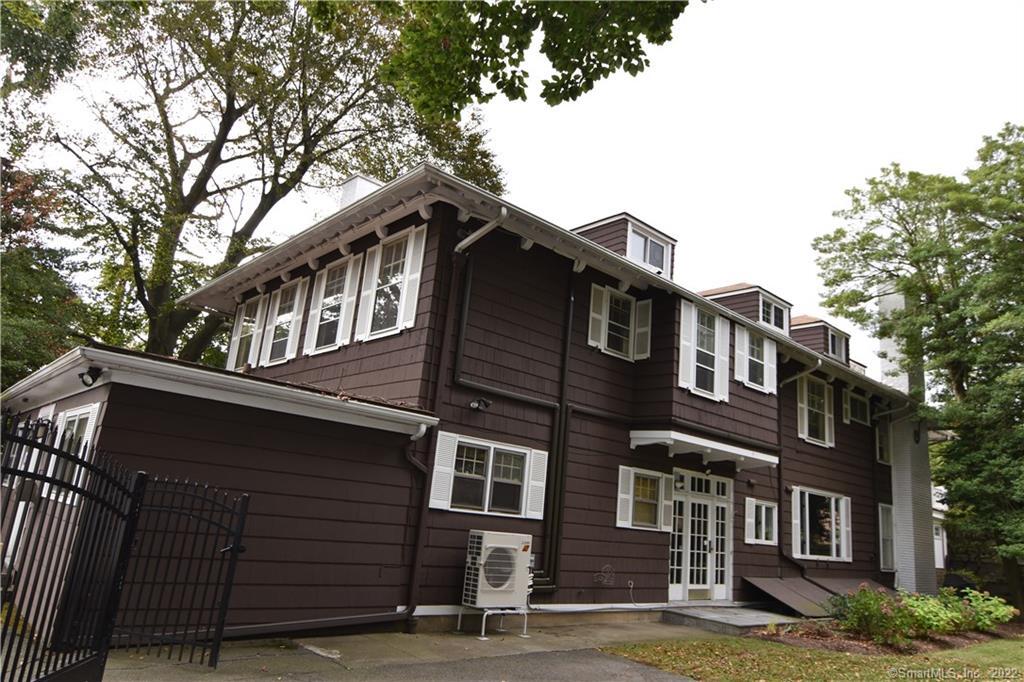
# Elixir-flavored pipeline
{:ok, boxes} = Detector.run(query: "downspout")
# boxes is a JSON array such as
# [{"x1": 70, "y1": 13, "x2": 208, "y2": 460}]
[{"x1": 454, "y1": 207, "x2": 507, "y2": 254}]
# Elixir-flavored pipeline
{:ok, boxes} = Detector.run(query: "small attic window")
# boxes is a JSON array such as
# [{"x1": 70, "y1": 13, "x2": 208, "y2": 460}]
[
  {"x1": 759, "y1": 293, "x2": 789, "y2": 332},
  {"x1": 627, "y1": 224, "x2": 669, "y2": 273}
]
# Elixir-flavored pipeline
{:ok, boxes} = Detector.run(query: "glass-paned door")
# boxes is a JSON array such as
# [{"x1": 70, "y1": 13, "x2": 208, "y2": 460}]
[
  {"x1": 712, "y1": 503, "x2": 729, "y2": 599},
  {"x1": 688, "y1": 500, "x2": 710, "y2": 589}
]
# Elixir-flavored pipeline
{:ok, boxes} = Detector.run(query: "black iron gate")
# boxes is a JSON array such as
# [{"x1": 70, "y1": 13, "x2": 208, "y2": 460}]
[
  {"x1": 114, "y1": 479, "x2": 249, "y2": 667},
  {"x1": 1, "y1": 415, "x2": 146, "y2": 682}
]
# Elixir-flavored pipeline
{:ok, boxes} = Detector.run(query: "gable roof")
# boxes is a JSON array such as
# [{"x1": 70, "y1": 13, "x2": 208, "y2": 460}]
[{"x1": 180, "y1": 163, "x2": 906, "y2": 402}]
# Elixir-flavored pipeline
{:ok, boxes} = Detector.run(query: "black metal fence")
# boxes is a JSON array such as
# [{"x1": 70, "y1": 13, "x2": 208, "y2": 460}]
[
  {"x1": 1, "y1": 416, "x2": 146, "y2": 682},
  {"x1": 114, "y1": 479, "x2": 248, "y2": 667}
]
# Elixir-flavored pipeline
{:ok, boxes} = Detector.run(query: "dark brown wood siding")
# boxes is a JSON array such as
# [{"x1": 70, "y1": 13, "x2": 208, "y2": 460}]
[
  {"x1": 791, "y1": 324, "x2": 828, "y2": 354},
  {"x1": 95, "y1": 384, "x2": 419, "y2": 627},
  {"x1": 709, "y1": 291, "x2": 761, "y2": 323},
  {"x1": 575, "y1": 219, "x2": 629, "y2": 256}
]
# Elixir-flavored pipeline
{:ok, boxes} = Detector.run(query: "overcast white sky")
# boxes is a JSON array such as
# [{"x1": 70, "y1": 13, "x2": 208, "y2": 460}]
[{"x1": 280, "y1": 0, "x2": 1024, "y2": 380}]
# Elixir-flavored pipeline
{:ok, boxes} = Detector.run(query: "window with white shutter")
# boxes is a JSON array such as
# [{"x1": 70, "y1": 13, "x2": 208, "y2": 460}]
[
  {"x1": 680, "y1": 303, "x2": 729, "y2": 402},
  {"x1": 304, "y1": 255, "x2": 363, "y2": 354},
  {"x1": 353, "y1": 225, "x2": 428, "y2": 342},
  {"x1": 227, "y1": 296, "x2": 264, "y2": 370},
  {"x1": 798, "y1": 375, "x2": 835, "y2": 448},
  {"x1": 615, "y1": 466, "x2": 673, "y2": 532},
  {"x1": 45, "y1": 403, "x2": 100, "y2": 505},
  {"x1": 259, "y1": 279, "x2": 306, "y2": 366},
  {"x1": 586, "y1": 284, "x2": 651, "y2": 361},
  {"x1": 427, "y1": 431, "x2": 547, "y2": 519},
  {"x1": 735, "y1": 326, "x2": 776, "y2": 395},
  {"x1": 744, "y1": 498, "x2": 778, "y2": 545}
]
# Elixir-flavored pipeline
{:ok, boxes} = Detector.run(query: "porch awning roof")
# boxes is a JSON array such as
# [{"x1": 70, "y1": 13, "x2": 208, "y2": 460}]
[{"x1": 629, "y1": 430, "x2": 779, "y2": 471}]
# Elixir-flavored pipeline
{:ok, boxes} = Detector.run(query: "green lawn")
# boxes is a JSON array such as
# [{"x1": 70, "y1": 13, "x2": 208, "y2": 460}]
[{"x1": 606, "y1": 636, "x2": 1023, "y2": 681}]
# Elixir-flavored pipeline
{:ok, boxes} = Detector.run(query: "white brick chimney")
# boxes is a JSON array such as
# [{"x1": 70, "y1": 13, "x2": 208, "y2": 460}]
[
  {"x1": 339, "y1": 174, "x2": 382, "y2": 209},
  {"x1": 879, "y1": 291, "x2": 937, "y2": 593}
]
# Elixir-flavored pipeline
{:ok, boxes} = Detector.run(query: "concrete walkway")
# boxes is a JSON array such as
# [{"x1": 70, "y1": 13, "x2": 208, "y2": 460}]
[{"x1": 104, "y1": 621, "x2": 716, "y2": 680}]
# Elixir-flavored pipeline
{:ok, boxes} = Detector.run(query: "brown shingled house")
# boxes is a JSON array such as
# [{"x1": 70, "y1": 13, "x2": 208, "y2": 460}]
[{"x1": 3, "y1": 164, "x2": 937, "y2": 635}]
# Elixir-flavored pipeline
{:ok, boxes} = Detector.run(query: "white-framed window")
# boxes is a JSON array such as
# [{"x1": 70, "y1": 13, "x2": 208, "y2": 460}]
[
  {"x1": 828, "y1": 329, "x2": 847, "y2": 362},
  {"x1": 428, "y1": 431, "x2": 547, "y2": 519},
  {"x1": 678, "y1": 300, "x2": 730, "y2": 401},
  {"x1": 44, "y1": 403, "x2": 100, "y2": 504},
  {"x1": 226, "y1": 296, "x2": 267, "y2": 371},
  {"x1": 876, "y1": 421, "x2": 892, "y2": 465},
  {"x1": 842, "y1": 388, "x2": 870, "y2": 425},
  {"x1": 745, "y1": 498, "x2": 778, "y2": 545},
  {"x1": 734, "y1": 326, "x2": 777, "y2": 394},
  {"x1": 587, "y1": 284, "x2": 652, "y2": 361},
  {"x1": 354, "y1": 225, "x2": 427, "y2": 342},
  {"x1": 303, "y1": 254, "x2": 363, "y2": 354},
  {"x1": 879, "y1": 503, "x2": 895, "y2": 571},
  {"x1": 627, "y1": 224, "x2": 670, "y2": 273},
  {"x1": 259, "y1": 278, "x2": 308, "y2": 366},
  {"x1": 792, "y1": 486, "x2": 852, "y2": 561},
  {"x1": 616, "y1": 466, "x2": 673, "y2": 532},
  {"x1": 797, "y1": 375, "x2": 835, "y2": 447},
  {"x1": 759, "y1": 294, "x2": 789, "y2": 333}
]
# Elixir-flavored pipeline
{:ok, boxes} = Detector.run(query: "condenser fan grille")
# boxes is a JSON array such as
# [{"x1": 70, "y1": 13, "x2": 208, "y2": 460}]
[{"x1": 482, "y1": 547, "x2": 516, "y2": 589}]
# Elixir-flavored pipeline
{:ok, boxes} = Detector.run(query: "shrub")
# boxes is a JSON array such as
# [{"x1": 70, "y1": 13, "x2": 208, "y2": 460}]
[
  {"x1": 828, "y1": 584, "x2": 914, "y2": 647},
  {"x1": 904, "y1": 590, "x2": 957, "y2": 636},
  {"x1": 960, "y1": 589, "x2": 1019, "y2": 631}
]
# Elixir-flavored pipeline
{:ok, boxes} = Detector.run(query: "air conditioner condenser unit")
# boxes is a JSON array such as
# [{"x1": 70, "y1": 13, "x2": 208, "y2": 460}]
[{"x1": 462, "y1": 530, "x2": 532, "y2": 609}]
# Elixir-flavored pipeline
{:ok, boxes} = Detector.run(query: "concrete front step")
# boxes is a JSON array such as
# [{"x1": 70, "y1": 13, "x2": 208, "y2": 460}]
[{"x1": 662, "y1": 606, "x2": 802, "y2": 636}]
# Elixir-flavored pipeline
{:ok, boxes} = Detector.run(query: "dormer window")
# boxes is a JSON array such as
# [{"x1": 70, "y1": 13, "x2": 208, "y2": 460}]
[
  {"x1": 759, "y1": 293, "x2": 789, "y2": 332},
  {"x1": 828, "y1": 329, "x2": 847, "y2": 362},
  {"x1": 627, "y1": 224, "x2": 670, "y2": 273}
]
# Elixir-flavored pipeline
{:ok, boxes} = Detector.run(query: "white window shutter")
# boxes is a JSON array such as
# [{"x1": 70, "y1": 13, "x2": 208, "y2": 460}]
[
  {"x1": 792, "y1": 488, "x2": 802, "y2": 557},
  {"x1": 678, "y1": 300, "x2": 695, "y2": 388},
  {"x1": 259, "y1": 290, "x2": 281, "y2": 366},
  {"x1": 81, "y1": 403, "x2": 100, "y2": 455},
  {"x1": 285, "y1": 279, "x2": 307, "y2": 360},
  {"x1": 400, "y1": 226, "x2": 427, "y2": 330},
  {"x1": 616, "y1": 466, "x2": 633, "y2": 529},
  {"x1": 769, "y1": 503, "x2": 778, "y2": 544},
  {"x1": 765, "y1": 338, "x2": 777, "y2": 394},
  {"x1": 633, "y1": 299, "x2": 652, "y2": 360},
  {"x1": 304, "y1": 269, "x2": 327, "y2": 354},
  {"x1": 354, "y1": 245, "x2": 381, "y2": 342},
  {"x1": 248, "y1": 296, "x2": 268, "y2": 366},
  {"x1": 714, "y1": 316, "x2": 730, "y2": 401},
  {"x1": 744, "y1": 497, "x2": 756, "y2": 543},
  {"x1": 525, "y1": 449, "x2": 548, "y2": 520},
  {"x1": 588, "y1": 284, "x2": 606, "y2": 348},
  {"x1": 428, "y1": 432, "x2": 459, "y2": 510},
  {"x1": 734, "y1": 326, "x2": 748, "y2": 384},
  {"x1": 825, "y1": 384, "x2": 836, "y2": 447},
  {"x1": 797, "y1": 377, "x2": 808, "y2": 440},
  {"x1": 660, "y1": 473, "x2": 673, "y2": 532},
  {"x1": 841, "y1": 497, "x2": 852, "y2": 559},
  {"x1": 226, "y1": 303, "x2": 245, "y2": 369},
  {"x1": 842, "y1": 388, "x2": 851, "y2": 424},
  {"x1": 340, "y1": 254, "x2": 362, "y2": 346}
]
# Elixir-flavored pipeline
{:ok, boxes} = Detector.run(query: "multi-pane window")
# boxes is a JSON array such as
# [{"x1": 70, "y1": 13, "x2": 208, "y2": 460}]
[
  {"x1": 268, "y1": 284, "x2": 299, "y2": 363},
  {"x1": 747, "y1": 333, "x2": 765, "y2": 387},
  {"x1": 876, "y1": 424, "x2": 892, "y2": 464},
  {"x1": 233, "y1": 299, "x2": 260, "y2": 370},
  {"x1": 606, "y1": 291, "x2": 633, "y2": 358},
  {"x1": 828, "y1": 329, "x2": 846, "y2": 361},
  {"x1": 760, "y1": 295, "x2": 787, "y2": 331},
  {"x1": 794, "y1": 487, "x2": 850, "y2": 560},
  {"x1": 879, "y1": 503, "x2": 895, "y2": 571},
  {"x1": 628, "y1": 228, "x2": 668, "y2": 271},
  {"x1": 745, "y1": 498, "x2": 777, "y2": 545},
  {"x1": 806, "y1": 377, "x2": 827, "y2": 443},
  {"x1": 451, "y1": 442, "x2": 526, "y2": 515},
  {"x1": 845, "y1": 390, "x2": 870, "y2": 425},
  {"x1": 695, "y1": 309, "x2": 717, "y2": 393},
  {"x1": 46, "y1": 405, "x2": 97, "y2": 504},
  {"x1": 632, "y1": 473, "x2": 661, "y2": 528},
  {"x1": 371, "y1": 237, "x2": 407, "y2": 334},
  {"x1": 315, "y1": 263, "x2": 348, "y2": 349}
]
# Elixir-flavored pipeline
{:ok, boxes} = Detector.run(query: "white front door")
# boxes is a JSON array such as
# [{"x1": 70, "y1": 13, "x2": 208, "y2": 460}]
[{"x1": 668, "y1": 470, "x2": 732, "y2": 602}]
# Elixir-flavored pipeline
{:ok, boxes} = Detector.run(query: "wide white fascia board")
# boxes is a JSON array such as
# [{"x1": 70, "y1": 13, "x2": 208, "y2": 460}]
[
  {"x1": 2, "y1": 347, "x2": 438, "y2": 438},
  {"x1": 629, "y1": 429, "x2": 779, "y2": 470}
]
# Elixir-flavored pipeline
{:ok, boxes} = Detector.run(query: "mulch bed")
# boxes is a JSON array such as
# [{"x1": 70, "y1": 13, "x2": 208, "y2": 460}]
[{"x1": 751, "y1": 620, "x2": 1023, "y2": 656}]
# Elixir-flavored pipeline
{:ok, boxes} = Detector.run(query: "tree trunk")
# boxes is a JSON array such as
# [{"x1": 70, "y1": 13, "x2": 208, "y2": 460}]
[{"x1": 1002, "y1": 556, "x2": 1024, "y2": 616}]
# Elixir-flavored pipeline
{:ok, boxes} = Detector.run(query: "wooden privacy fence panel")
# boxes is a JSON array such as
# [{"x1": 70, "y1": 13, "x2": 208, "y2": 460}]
[
  {"x1": 114, "y1": 479, "x2": 248, "y2": 667},
  {"x1": 1, "y1": 415, "x2": 146, "y2": 682}
]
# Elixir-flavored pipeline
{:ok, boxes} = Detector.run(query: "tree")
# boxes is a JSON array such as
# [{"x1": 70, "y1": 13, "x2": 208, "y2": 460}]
[
  {"x1": 308, "y1": 1, "x2": 691, "y2": 120},
  {"x1": 813, "y1": 123, "x2": 1024, "y2": 606},
  {"x1": 1, "y1": 160, "x2": 94, "y2": 389},
  {"x1": 3, "y1": 1, "x2": 504, "y2": 361}
]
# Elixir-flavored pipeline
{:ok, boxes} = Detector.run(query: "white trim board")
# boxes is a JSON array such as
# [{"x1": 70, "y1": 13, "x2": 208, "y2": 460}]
[
  {"x1": 630, "y1": 430, "x2": 778, "y2": 470},
  {"x1": 2, "y1": 347, "x2": 437, "y2": 438}
]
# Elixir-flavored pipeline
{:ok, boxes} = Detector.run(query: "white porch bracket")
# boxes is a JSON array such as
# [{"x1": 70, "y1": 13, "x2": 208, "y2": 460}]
[{"x1": 629, "y1": 430, "x2": 778, "y2": 471}]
